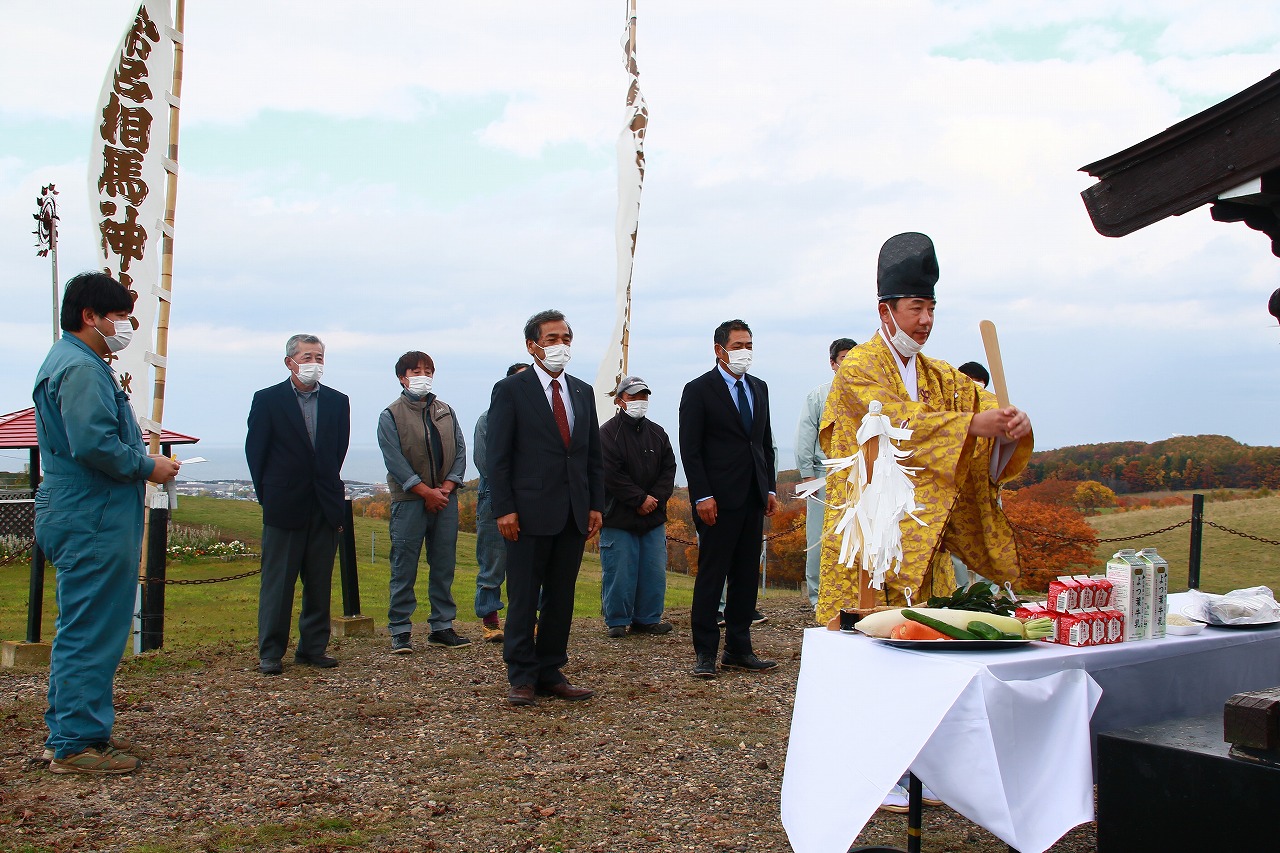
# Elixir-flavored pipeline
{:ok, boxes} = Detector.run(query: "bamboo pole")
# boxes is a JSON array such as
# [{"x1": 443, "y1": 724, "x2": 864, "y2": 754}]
[
  {"x1": 138, "y1": 0, "x2": 184, "y2": 601},
  {"x1": 148, "y1": 0, "x2": 184, "y2": 456}
]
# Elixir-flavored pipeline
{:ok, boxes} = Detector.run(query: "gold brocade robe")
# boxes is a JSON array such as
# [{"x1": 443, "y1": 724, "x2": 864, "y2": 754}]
[{"x1": 815, "y1": 333, "x2": 1032, "y2": 622}]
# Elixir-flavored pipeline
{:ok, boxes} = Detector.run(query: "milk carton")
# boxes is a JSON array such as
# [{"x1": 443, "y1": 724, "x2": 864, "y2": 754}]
[
  {"x1": 1055, "y1": 609, "x2": 1092, "y2": 647},
  {"x1": 1107, "y1": 549, "x2": 1149, "y2": 641},
  {"x1": 1101, "y1": 607, "x2": 1125, "y2": 644},
  {"x1": 1072, "y1": 575, "x2": 1097, "y2": 609},
  {"x1": 1047, "y1": 576, "x2": 1080, "y2": 612},
  {"x1": 1089, "y1": 576, "x2": 1114, "y2": 608},
  {"x1": 1135, "y1": 548, "x2": 1169, "y2": 640}
]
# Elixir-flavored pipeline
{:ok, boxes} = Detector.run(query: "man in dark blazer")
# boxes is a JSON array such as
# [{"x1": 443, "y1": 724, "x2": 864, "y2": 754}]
[
  {"x1": 679, "y1": 319, "x2": 779, "y2": 678},
  {"x1": 246, "y1": 333, "x2": 351, "y2": 675},
  {"x1": 487, "y1": 309, "x2": 604, "y2": 706}
]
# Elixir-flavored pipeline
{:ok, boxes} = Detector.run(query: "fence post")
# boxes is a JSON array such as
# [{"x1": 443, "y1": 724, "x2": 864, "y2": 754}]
[
  {"x1": 338, "y1": 498, "x2": 361, "y2": 617},
  {"x1": 1188, "y1": 493, "x2": 1204, "y2": 590},
  {"x1": 26, "y1": 544, "x2": 45, "y2": 644},
  {"x1": 25, "y1": 446, "x2": 45, "y2": 644},
  {"x1": 140, "y1": 505, "x2": 169, "y2": 651}
]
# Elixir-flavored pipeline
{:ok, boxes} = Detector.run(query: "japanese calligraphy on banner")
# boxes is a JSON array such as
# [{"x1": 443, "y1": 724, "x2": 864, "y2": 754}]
[
  {"x1": 593, "y1": 3, "x2": 648, "y2": 411},
  {"x1": 88, "y1": 0, "x2": 173, "y2": 421}
]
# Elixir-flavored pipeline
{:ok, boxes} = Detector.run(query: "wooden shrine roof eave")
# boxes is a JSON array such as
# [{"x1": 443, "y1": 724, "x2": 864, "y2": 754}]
[{"x1": 1078, "y1": 68, "x2": 1280, "y2": 241}]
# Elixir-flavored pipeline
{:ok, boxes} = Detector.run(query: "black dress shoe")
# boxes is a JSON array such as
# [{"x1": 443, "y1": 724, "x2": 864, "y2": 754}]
[
  {"x1": 294, "y1": 653, "x2": 339, "y2": 669},
  {"x1": 259, "y1": 659, "x2": 282, "y2": 675},
  {"x1": 692, "y1": 655, "x2": 718, "y2": 679},
  {"x1": 508, "y1": 684, "x2": 536, "y2": 706},
  {"x1": 721, "y1": 651, "x2": 778, "y2": 671}
]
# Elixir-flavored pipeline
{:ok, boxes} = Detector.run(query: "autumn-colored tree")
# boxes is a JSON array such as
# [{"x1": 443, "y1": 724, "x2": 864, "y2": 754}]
[
  {"x1": 664, "y1": 495, "x2": 696, "y2": 574},
  {"x1": 353, "y1": 493, "x2": 391, "y2": 520},
  {"x1": 457, "y1": 489, "x2": 477, "y2": 534},
  {"x1": 1002, "y1": 495, "x2": 1098, "y2": 592},
  {"x1": 1073, "y1": 480, "x2": 1117, "y2": 515},
  {"x1": 1007, "y1": 478, "x2": 1078, "y2": 508},
  {"x1": 764, "y1": 503, "x2": 806, "y2": 588}
]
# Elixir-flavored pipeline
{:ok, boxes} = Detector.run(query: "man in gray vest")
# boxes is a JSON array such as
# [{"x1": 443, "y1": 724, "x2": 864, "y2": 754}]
[{"x1": 377, "y1": 351, "x2": 469, "y2": 652}]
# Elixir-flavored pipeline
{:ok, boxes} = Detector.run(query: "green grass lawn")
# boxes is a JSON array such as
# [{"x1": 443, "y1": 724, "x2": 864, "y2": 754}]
[
  {"x1": 2, "y1": 496, "x2": 805, "y2": 651},
  {"x1": 1089, "y1": 494, "x2": 1280, "y2": 594}
]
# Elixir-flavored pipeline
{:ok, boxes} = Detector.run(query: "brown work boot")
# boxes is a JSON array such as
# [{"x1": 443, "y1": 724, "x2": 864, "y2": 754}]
[
  {"x1": 49, "y1": 743, "x2": 140, "y2": 775},
  {"x1": 42, "y1": 736, "x2": 147, "y2": 763}
]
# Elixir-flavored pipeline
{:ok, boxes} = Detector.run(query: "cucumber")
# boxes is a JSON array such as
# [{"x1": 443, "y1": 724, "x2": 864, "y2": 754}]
[
  {"x1": 966, "y1": 621, "x2": 1003, "y2": 640},
  {"x1": 903, "y1": 609, "x2": 979, "y2": 640}
]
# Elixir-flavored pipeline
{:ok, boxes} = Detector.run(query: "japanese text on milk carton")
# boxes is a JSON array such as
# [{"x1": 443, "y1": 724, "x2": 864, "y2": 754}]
[
  {"x1": 1135, "y1": 548, "x2": 1169, "y2": 639},
  {"x1": 1107, "y1": 549, "x2": 1149, "y2": 641}
]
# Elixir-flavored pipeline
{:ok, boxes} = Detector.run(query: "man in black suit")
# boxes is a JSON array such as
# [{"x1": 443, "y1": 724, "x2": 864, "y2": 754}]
[
  {"x1": 487, "y1": 309, "x2": 604, "y2": 706},
  {"x1": 679, "y1": 319, "x2": 779, "y2": 678},
  {"x1": 246, "y1": 334, "x2": 351, "y2": 675}
]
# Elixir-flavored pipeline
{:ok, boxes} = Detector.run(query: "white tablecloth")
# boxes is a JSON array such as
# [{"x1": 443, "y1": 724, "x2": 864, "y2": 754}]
[{"x1": 780, "y1": 593, "x2": 1280, "y2": 853}]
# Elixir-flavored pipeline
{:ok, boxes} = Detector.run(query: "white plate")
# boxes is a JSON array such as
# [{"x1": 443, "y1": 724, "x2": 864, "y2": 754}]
[
  {"x1": 1181, "y1": 606, "x2": 1280, "y2": 630},
  {"x1": 873, "y1": 637, "x2": 1034, "y2": 651},
  {"x1": 1165, "y1": 622, "x2": 1204, "y2": 636}
]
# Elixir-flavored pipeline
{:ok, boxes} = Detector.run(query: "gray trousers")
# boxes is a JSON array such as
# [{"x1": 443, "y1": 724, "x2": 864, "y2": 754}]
[
  {"x1": 805, "y1": 489, "x2": 825, "y2": 609},
  {"x1": 258, "y1": 506, "x2": 337, "y2": 661},
  {"x1": 387, "y1": 494, "x2": 459, "y2": 635}
]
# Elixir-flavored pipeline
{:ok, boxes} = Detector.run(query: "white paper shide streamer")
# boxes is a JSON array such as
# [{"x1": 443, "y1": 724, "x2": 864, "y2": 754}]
[
  {"x1": 594, "y1": 2, "x2": 648, "y2": 409},
  {"x1": 796, "y1": 401, "x2": 925, "y2": 590},
  {"x1": 88, "y1": 0, "x2": 174, "y2": 423}
]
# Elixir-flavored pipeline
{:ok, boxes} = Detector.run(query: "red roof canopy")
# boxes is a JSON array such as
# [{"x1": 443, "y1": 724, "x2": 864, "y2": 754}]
[{"x1": 0, "y1": 407, "x2": 199, "y2": 450}]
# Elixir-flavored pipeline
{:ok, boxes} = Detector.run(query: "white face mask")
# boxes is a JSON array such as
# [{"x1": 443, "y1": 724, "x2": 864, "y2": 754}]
[
  {"x1": 406, "y1": 375, "x2": 433, "y2": 397},
  {"x1": 623, "y1": 400, "x2": 648, "y2": 420},
  {"x1": 719, "y1": 346, "x2": 753, "y2": 376},
  {"x1": 97, "y1": 319, "x2": 134, "y2": 353},
  {"x1": 883, "y1": 313, "x2": 923, "y2": 358},
  {"x1": 538, "y1": 343, "x2": 572, "y2": 372},
  {"x1": 293, "y1": 361, "x2": 323, "y2": 386}
]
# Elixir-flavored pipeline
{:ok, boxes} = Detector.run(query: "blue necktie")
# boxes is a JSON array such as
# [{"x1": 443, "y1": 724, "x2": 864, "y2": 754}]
[{"x1": 735, "y1": 379, "x2": 753, "y2": 434}]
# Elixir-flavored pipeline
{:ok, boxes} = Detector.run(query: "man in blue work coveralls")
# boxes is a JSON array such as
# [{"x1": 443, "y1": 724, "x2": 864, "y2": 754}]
[{"x1": 33, "y1": 272, "x2": 181, "y2": 775}]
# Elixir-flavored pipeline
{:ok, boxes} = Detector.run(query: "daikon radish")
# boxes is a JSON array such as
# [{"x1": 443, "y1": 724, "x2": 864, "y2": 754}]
[{"x1": 853, "y1": 608, "x2": 906, "y2": 638}]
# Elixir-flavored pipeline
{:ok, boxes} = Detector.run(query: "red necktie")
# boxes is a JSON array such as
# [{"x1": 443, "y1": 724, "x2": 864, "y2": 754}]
[{"x1": 550, "y1": 379, "x2": 571, "y2": 448}]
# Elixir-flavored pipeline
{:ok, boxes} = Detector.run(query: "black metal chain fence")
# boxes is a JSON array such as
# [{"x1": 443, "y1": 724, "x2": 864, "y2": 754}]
[
  {"x1": 1011, "y1": 519, "x2": 1191, "y2": 544},
  {"x1": 0, "y1": 538, "x2": 33, "y2": 567},
  {"x1": 144, "y1": 568, "x2": 262, "y2": 585},
  {"x1": 1203, "y1": 520, "x2": 1280, "y2": 548},
  {"x1": 666, "y1": 518, "x2": 805, "y2": 548}
]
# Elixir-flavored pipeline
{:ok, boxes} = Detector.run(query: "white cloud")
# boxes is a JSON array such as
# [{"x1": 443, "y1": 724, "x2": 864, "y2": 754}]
[{"x1": 4, "y1": 0, "x2": 1280, "y2": 477}]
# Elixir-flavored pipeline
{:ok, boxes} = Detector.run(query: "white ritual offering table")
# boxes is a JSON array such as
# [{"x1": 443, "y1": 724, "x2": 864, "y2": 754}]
[{"x1": 780, "y1": 592, "x2": 1280, "y2": 853}]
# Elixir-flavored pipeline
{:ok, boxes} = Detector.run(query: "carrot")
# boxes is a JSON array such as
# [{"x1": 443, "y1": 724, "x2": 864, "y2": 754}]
[{"x1": 895, "y1": 620, "x2": 952, "y2": 641}]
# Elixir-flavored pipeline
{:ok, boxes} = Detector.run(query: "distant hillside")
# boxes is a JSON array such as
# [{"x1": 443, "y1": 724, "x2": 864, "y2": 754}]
[{"x1": 1014, "y1": 434, "x2": 1280, "y2": 494}]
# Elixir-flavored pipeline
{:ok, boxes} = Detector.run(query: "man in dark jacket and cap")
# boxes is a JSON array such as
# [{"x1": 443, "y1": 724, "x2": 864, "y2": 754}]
[
  {"x1": 599, "y1": 375, "x2": 678, "y2": 638},
  {"x1": 815, "y1": 232, "x2": 1034, "y2": 620}
]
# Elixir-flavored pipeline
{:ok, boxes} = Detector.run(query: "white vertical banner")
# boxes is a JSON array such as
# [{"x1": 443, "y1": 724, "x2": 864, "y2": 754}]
[
  {"x1": 594, "y1": 1, "x2": 649, "y2": 413},
  {"x1": 88, "y1": 0, "x2": 174, "y2": 423}
]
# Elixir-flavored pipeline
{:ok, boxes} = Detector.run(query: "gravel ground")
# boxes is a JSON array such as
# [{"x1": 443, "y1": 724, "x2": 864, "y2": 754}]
[{"x1": 0, "y1": 601, "x2": 1097, "y2": 852}]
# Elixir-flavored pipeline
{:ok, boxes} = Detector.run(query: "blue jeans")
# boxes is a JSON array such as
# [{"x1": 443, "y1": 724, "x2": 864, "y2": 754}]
[
  {"x1": 599, "y1": 525, "x2": 667, "y2": 628},
  {"x1": 474, "y1": 486, "x2": 507, "y2": 619},
  {"x1": 805, "y1": 490, "x2": 825, "y2": 609},
  {"x1": 387, "y1": 494, "x2": 459, "y2": 635}
]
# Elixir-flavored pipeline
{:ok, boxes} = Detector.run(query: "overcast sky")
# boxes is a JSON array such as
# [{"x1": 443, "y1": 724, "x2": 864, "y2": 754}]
[{"x1": 4, "y1": 1, "x2": 1280, "y2": 482}]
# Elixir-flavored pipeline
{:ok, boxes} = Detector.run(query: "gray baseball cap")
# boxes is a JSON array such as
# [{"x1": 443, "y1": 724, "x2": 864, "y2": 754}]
[{"x1": 613, "y1": 375, "x2": 651, "y2": 396}]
